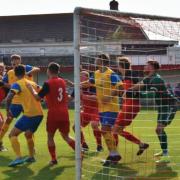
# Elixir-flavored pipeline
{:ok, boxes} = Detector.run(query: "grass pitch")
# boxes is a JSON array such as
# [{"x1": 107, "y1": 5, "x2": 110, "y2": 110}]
[{"x1": 0, "y1": 109, "x2": 180, "y2": 180}]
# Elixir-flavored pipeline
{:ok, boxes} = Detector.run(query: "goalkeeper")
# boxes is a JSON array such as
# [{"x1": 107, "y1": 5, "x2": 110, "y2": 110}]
[{"x1": 128, "y1": 60, "x2": 177, "y2": 163}]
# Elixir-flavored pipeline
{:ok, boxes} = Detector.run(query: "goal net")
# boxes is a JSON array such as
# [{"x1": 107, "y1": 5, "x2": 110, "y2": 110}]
[{"x1": 73, "y1": 7, "x2": 180, "y2": 180}]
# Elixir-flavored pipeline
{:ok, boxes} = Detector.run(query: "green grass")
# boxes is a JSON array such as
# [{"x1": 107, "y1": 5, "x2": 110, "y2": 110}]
[{"x1": 0, "y1": 109, "x2": 180, "y2": 180}]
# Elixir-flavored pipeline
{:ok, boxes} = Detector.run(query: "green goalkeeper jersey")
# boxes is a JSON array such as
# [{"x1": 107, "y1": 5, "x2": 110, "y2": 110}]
[{"x1": 142, "y1": 73, "x2": 176, "y2": 106}]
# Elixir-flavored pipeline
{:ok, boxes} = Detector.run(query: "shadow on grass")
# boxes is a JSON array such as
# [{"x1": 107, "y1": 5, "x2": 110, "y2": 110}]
[
  {"x1": 57, "y1": 153, "x2": 75, "y2": 161},
  {"x1": 0, "y1": 156, "x2": 12, "y2": 167},
  {"x1": 147, "y1": 163, "x2": 178, "y2": 179},
  {"x1": 32, "y1": 164, "x2": 74, "y2": 180},
  {"x1": 2, "y1": 164, "x2": 34, "y2": 180},
  {"x1": 90, "y1": 163, "x2": 138, "y2": 180}
]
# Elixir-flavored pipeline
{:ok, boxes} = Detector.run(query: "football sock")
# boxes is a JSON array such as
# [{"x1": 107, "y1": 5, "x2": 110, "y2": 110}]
[
  {"x1": 10, "y1": 136, "x2": 21, "y2": 158},
  {"x1": 120, "y1": 130, "x2": 141, "y2": 145},
  {"x1": 157, "y1": 130, "x2": 168, "y2": 155},
  {"x1": 48, "y1": 145, "x2": 56, "y2": 161},
  {"x1": 67, "y1": 138, "x2": 75, "y2": 150},
  {"x1": 0, "y1": 123, "x2": 10, "y2": 142},
  {"x1": 93, "y1": 129, "x2": 102, "y2": 146},
  {"x1": 103, "y1": 131, "x2": 117, "y2": 152},
  {"x1": 113, "y1": 133, "x2": 119, "y2": 147},
  {"x1": 27, "y1": 138, "x2": 34, "y2": 157},
  {"x1": 80, "y1": 131, "x2": 86, "y2": 145},
  {"x1": 0, "y1": 112, "x2": 3, "y2": 129}
]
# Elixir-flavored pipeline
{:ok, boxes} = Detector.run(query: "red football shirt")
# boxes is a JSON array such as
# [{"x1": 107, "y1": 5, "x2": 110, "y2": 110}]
[
  {"x1": 38, "y1": 77, "x2": 68, "y2": 111},
  {"x1": 81, "y1": 88, "x2": 98, "y2": 111}
]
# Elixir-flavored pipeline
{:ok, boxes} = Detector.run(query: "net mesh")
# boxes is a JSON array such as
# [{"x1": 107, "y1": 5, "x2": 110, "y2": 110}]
[{"x1": 75, "y1": 8, "x2": 180, "y2": 180}]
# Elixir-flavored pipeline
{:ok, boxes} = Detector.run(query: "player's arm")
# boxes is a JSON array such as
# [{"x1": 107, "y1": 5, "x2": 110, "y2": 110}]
[
  {"x1": 25, "y1": 65, "x2": 40, "y2": 76},
  {"x1": 2, "y1": 74, "x2": 11, "y2": 88},
  {"x1": 27, "y1": 82, "x2": 49, "y2": 101},
  {"x1": 102, "y1": 73, "x2": 122, "y2": 103},
  {"x1": 122, "y1": 76, "x2": 147, "y2": 99},
  {"x1": 68, "y1": 89, "x2": 75, "y2": 101},
  {"x1": 65, "y1": 79, "x2": 74, "y2": 87},
  {"x1": 6, "y1": 83, "x2": 20, "y2": 116},
  {"x1": 140, "y1": 78, "x2": 163, "y2": 99},
  {"x1": 80, "y1": 80, "x2": 91, "y2": 88},
  {"x1": 6, "y1": 91, "x2": 15, "y2": 114}
]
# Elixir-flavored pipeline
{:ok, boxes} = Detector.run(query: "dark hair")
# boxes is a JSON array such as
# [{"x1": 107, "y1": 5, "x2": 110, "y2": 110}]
[
  {"x1": 11, "y1": 54, "x2": 21, "y2": 60},
  {"x1": 117, "y1": 56, "x2": 131, "y2": 69},
  {"x1": 14, "y1": 65, "x2": 25, "y2": 77},
  {"x1": 48, "y1": 62, "x2": 60, "y2": 74},
  {"x1": 97, "y1": 53, "x2": 110, "y2": 66},
  {"x1": 147, "y1": 60, "x2": 160, "y2": 70}
]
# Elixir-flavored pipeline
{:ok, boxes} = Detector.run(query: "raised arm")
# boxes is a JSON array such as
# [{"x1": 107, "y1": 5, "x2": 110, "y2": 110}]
[
  {"x1": 26, "y1": 65, "x2": 40, "y2": 76},
  {"x1": 26, "y1": 82, "x2": 49, "y2": 101}
]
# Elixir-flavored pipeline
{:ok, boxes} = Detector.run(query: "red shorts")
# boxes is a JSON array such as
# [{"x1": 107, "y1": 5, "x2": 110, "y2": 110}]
[
  {"x1": 47, "y1": 109, "x2": 70, "y2": 135},
  {"x1": 81, "y1": 107, "x2": 99, "y2": 127},
  {"x1": 116, "y1": 99, "x2": 140, "y2": 127},
  {"x1": 0, "y1": 88, "x2": 6, "y2": 103}
]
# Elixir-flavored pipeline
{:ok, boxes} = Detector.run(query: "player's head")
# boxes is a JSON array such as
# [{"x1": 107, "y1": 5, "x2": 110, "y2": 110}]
[
  {"x1": 11, "y1": 54, "x2": 21, "y2": 68},
  {"x1": 0, "y1": 62, "x2": 5, "y2": 76},
  {"x1": 144, "y1": 60, "x2": 160, "y2": 75},
  {"x1": 47, "y1": 62, "x2": 60, "y2": 77},
  {"x1": 96, "y1": 53, "x2": 110, "y2": 69},
  {"x1": 14, "y1": 65, "x2": 25, "y2": 78},
  {"x1": 80, "y1": 71, "x2": 89, "y2": 82},
  {"x1": 117, "y1": 56, "x2": 131, "y2": 73}
]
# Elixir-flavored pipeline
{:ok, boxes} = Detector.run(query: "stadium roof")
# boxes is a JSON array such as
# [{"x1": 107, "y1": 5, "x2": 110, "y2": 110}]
[{"x1": 0, "y1": 12, "x2": 178, "y2": 44}]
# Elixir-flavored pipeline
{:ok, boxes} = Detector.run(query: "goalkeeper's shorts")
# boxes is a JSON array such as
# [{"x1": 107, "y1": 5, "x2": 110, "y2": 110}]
[{"x1": 157, "y1": 104, "x2": 177, "y2": 126}]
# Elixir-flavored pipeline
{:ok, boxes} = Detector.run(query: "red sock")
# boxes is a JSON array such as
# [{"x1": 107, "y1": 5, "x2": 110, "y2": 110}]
[
  {"x1": 48, "y1": 145, "x2": 56, "y2": 161},
  {"x1": 68, "y1": 139, "x2": 75, "y2": 150},
  {"x1": 113, "y1": 133, "x2": 119, "y2": 147},
  {"x1": 93, "y1": 129, "x2": 102, "y2": 146},
  {"x1": 121, "y1": 131, "x2": 141, "y2": 145},
  {"x1": 81, "y1": 131, "x2": 86, "y2": 145},
  {"x1": 0, "y1": 112, "x2": 4, "y2": 131}
]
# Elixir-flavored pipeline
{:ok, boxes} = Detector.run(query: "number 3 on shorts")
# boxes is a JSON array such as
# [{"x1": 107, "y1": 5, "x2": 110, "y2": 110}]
[{"x1": 58, "y1": 88, "x2": 63, "y2": 102}]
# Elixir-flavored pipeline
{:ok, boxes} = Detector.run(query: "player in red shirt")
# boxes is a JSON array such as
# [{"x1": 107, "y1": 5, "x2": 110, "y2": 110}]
[
  {"x1": 79, "y1": 71, "x2": 102, "y2": 152},
  {"x1": 0, "y1": 62, "x2": 9, "y2": 151},
  {"x1": 67, "y1": 71, "x2": 103, "y2": 152},
  {"x1": 27, "y1": 62, "x2": 75, "y2": 165},
  {"x1": 113, "y1": 57, "x2": 149, "y2": 155}
]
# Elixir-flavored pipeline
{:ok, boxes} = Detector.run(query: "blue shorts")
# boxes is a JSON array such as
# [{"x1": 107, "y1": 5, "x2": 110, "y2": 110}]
[
  {"x1": 99, "y1": 112, "x2": 118, "y2": 126},
  {"x1": 10, "y1": 104, "x2": 23, "y2": 118},
  {"x1": 15, "y1": 115, "x2": 43, "y2": 133}
]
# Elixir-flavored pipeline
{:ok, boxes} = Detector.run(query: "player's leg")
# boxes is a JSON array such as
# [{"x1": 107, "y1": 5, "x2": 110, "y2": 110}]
[
  {"x1": 0, "y1": 112, "x2": 6, "y2": 151},
  {"x1": 23, "y1": 115, "x2": 43, "y2": 163},
  {"x1": 47, "y1": 132, "x2": 58, "y2": 165},
  {"x1": 24, "y1": 131, "x2": 36, "y2": 163},
  {"x1": 0, "y1": 104, "x2": 22, "y2": 149},
  {"x1": 155, "y1": 105, "x2": 177, "y2": 163},
  {"x1": 73, "y1": 111, "x2": 89, "y2": 151},
  {"x1": 155, "y1": 105, "x2": 177, "y2": 162},
  {"x1": 72, "y1": 124, "x2": 88, "y2": 150},
  {"x1": 46, "y1": 117, "x2": 58, "y2": 165},
  {"x1": 0, "y1": 112, "x2": 4, "y2": 129},
  {"x1": 91, "y1": 121, "x2": 103, "y2": 152},
  {"x1": 60, "y1": 121, "x2": 75, "y2": 151},
  {"x1": 8, "y1": 127, "x2": 23, "y2": 167},
  {"x1": 155, "y1": 123, "x2": 170, "y2": 163},
  {"x1": 100, "y1": 112, "x2": 121, "y2": 166},
  {"x1": 114, "y1": 101, "x2": 149, "y2": 155}
]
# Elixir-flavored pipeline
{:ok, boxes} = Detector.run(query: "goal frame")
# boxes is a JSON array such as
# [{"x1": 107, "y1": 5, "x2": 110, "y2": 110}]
[{"x1": 73, "y1": 7, "x2": 180, "y2": 180}]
